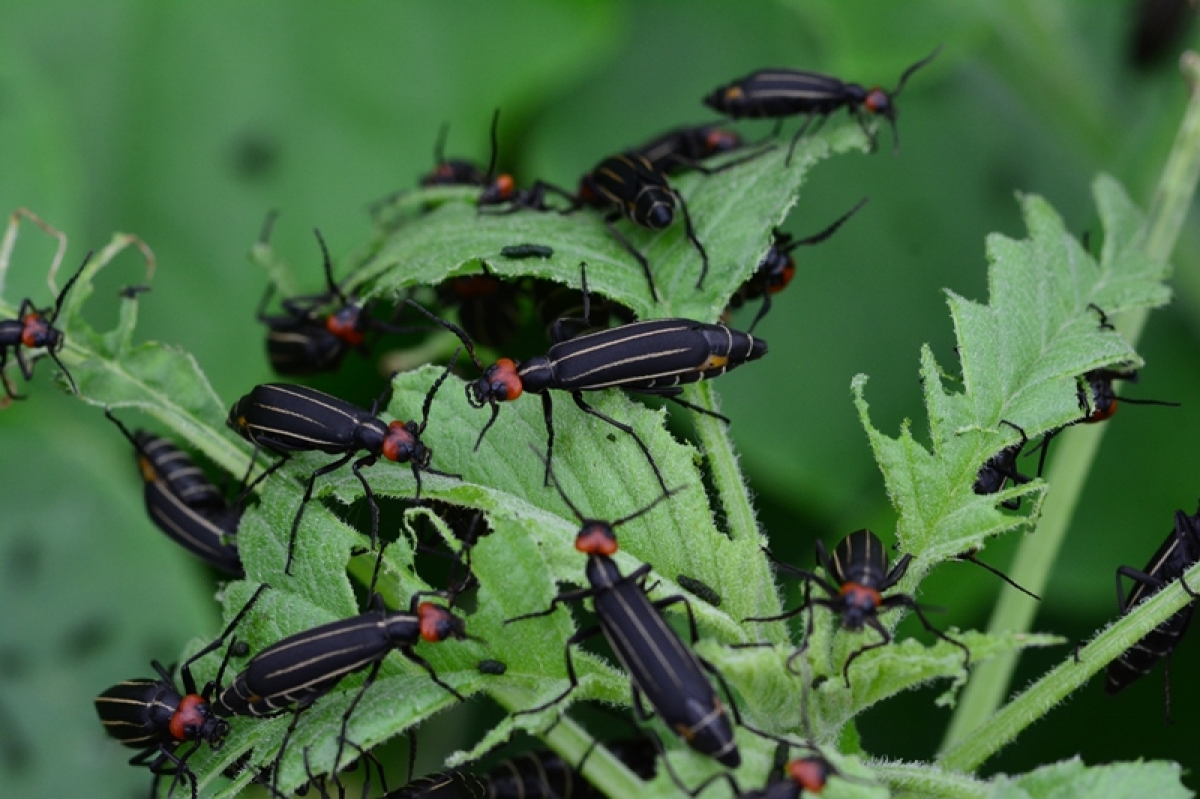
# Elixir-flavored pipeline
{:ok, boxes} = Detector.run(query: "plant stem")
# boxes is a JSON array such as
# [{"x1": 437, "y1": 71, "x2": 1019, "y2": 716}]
[
  {"x1": 872, "y1": 760, "x2": 988, "y2": 799},
  {"x1": 487, "y1": 686, "x2": 648, "y2": 798},
  {"x1": 939, "y1": 50, "x2": 1200, "y2": 761},
  {"x1": 686, "y1": 381, "x2": 785, "y2": 630},
  {"x1": 686, "y1": 382, "x2": 759, "y2": 545},
  {"x1": 941, "y1": 561, "x2": 1200, "y2": 771}
]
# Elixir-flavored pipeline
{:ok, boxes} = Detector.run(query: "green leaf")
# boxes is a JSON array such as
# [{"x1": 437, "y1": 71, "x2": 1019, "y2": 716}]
[
  {"x1": 853, "y1": 177, "x2": 1171, "y2": 585},
  {"x1": 708, "y1": 629, "x2": 1061, "y2": 739},
  {"x1": 29, "y1": 103, "x2": 1137, "y2": 796},
  {"x1": 0, "y1": 230, "x2": 258, "y2": 481},
  {"x1": 114, "y1": 120, "x2": 879, "y2": 795},
  {"x1": 984, "y1": 757, "x2": 1190, "y2": 799},
  {"x1": 348, "y1": 123, "x2": 871, "y2": 322}
]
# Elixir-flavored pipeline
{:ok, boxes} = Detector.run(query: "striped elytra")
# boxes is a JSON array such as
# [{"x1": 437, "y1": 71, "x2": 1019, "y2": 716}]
[
  {"x1": 702, "y1": 46, "x2": 941, "y2": 159},
  {"x1": 630, "y1": 123, "x2": 743, "y2": 175},
  {"x1": 1106, "y1": 508, "x2": 1200, "y2": 696},
  {"x1": 123, "y1": 425, "x2": 244, "y2": 577},
  {"x1": 483, "y1": 318, "x2": 766, "y2": 399},
  {"x1": 385, "y1": 741, "x2": 656, "y2": 798},
  {"x1": 506, "y1": 464, "x2": 740, "y2": 769},
  {"x1": 214, "y1": 601, "x2": 467, "y2": 718},
  {"x1": 94, "y1": 670, "x2": 227, "y2": 751},
  {"x1": 226, "y1": 366, "x2": 460, "y2": 574},
  {"x1": 93, "y1": 585, "x2": 263, "y2": 796}
]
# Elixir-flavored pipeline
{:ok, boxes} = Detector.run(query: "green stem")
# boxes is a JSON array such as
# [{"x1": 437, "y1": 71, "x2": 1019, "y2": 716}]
[
  {"x1": 941, "y1": 561, "x2": 1200, "y2": 771},
  {"x1": 1143, "y1": 52, "x2": 1200, "y2": 262},
  {"x1": 487, "y1": 685, "x2": 648, "y2": 798},
  {"x1": 939, "y1": 421, "x2": 1106, "y2": 751},
  {"x1": 686, "y1": 381, "x2": 785, "y2": 632},
  {"x1": 873, "y1": 760, "x2": 988, "y2": 799},
  {"x1": 939, "y1": 50, "x2": 1200, "y2": 760},
  {"x1": 686, "y1": 382, "x2": 759, "y2": 545},
  {"x1": 984, "y1": 0, "x2": 1113, "y2": 161}
]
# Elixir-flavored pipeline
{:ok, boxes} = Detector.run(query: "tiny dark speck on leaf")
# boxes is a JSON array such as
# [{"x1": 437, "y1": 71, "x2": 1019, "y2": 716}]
[
  {"x1": 677, "y1": 574, "x2": 722, "y2": 607},
  {"x1": 500, "y1": 243, "x2": 554, "y2": 259},
  {"x1": 476, "y1": 658, "x2": 507, "y2": 675}
]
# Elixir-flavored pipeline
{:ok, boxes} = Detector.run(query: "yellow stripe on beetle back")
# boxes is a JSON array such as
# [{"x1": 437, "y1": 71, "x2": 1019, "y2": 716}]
[{"x1": 598, "y1": 166, "x2": 625, "y2": 185}]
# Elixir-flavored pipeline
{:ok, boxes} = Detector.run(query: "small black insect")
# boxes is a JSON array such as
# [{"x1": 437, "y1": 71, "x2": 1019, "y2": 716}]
[
  {"x1": 728, "y1": 198, "x2": 867, "y2": 332},
  {"x1": 748, "y1": 529, "x2": 969, "y2": 685},
  {"x1": 677, "y1": 573, "x2": 722, "y2": 607},
  {"x1": 500, "y1": 243, "x2": 554, "y2": 259},
  {"x1": 973, "y1": 420, "x2": 1033, "y2": 511},
  {"x1": 630, "y1": 122, "x2": 744, "y2": 174},
  {"x1": 475, "y1": 658, "x2": 507, "y2": 676},
  {"x1": 0, "y1": 250, "x2": 90, "y2": 399},
  {"x1": 257, "y1": 225, "x2": 416, "y2": 376}
]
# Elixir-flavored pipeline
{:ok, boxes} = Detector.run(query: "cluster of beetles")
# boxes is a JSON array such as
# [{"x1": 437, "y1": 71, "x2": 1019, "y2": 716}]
[{"x1": 2, "y1": 44, "x2": 1197, "y2": 799}]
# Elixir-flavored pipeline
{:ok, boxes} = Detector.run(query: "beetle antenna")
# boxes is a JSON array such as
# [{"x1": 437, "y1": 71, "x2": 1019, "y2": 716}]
[
  {"x1": 417, "y1": 347, "x2": 462, "y2": 434},
  {"x1": 432, "y1": 121, "x2": 450, "y2": 165},
  {"x1": 405, "y1": 299, "x2": 486, "y2": 371},
  {"x1": 484, "y1": 108, "x2": 501, "y2": 182},
  {"x1": 612, "y1": 485, "x2": 684, "y2": 528},
  {"x1": 472, "y1": 402, "x2": 501, "y2": 452},
  {"x1": 531, "y1": 443, "x2": 682, "y2": 527},
  {"x1": 780, "y1": 197, "x2": 869, "y2": 253},
  {"x1": 531, "y1": 443, "x2": 586, "y2": 524},
  {"x1": 312, "y1": 229, "x2": 350, "y2": 305},
  {"x1": 892, "y1": 44, "x2": 943, "y2": 99},
  {"x1": 49, "y1": 251, "x2": 91, "y2": 323}
]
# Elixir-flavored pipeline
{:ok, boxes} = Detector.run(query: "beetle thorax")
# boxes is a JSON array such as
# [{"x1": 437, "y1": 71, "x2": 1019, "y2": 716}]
[
  {"x1": 382, "y1": 420, "x2": 425, "y2": 464},
  {"x1": 473, "y1": 358, "x2": 524, "y2": 404},
  {"x1": 838, "y1": 582, "x2": 882, "y2": 628},
  {"x1": 20, "y1": 314, "x2": 55, "y2": 348},
  {"x1": 326, "y1": 306, "x2": 365, "y2": 345},
  {"x1": 416, "y1": 602, "x2": 465, "y2": 643},
  {"x1": 787, "y1": 757, "x2": 832, "y2": 792},
  {"x1": 863, "y1": 87, "x2": 893, "y2": 117},
  {"x1": 576, "y1": 522, "x2": 618, "y2": 556},
  {"x1": 169, "y1": 693, "x2": 227, "y2": 744}
]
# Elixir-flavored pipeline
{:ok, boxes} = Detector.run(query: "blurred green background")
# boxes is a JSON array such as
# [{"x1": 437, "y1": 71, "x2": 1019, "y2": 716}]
[{"x1": 2, "y1": 1, "x2": 1199, "y2": 796}]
